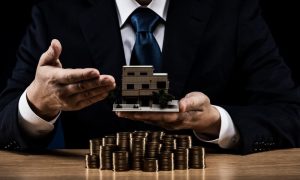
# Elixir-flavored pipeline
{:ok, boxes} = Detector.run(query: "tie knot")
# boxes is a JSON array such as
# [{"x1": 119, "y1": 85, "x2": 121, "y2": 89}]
[{"x1": 130, "y1": 8, "x2": 162, "y2": 33}]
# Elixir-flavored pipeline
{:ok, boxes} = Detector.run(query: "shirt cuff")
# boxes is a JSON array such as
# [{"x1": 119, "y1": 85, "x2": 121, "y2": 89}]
[
  {"x1": 194, "y1": 105, "x2": 240, "y2": 149},
  {"x1": 18, "y1": 89, "x2": 60, "y2": 137}
]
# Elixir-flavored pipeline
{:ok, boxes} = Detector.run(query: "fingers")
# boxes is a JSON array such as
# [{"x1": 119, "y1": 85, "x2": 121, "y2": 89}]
[
  {"x1": 100, "y1": 75, "x2": 116, "y2": 86},
  {"x1": 62, "y1": 75, "x2": 115, "y2": 95},
  {"x1": 116, "y1": 111, "x2": 191, "y2": 130},
  {"x1": 179, "y1": 92, "x2": 209, "y2": 112},
  {"x1": 39, "y1": 39, "x2": 62, "y2": 66},
  {"x1": 66, "y1": 85, "x2": 114, "y2": 105},
  {"x1": 117, "y1": 112, "x2": 179, "y2": 123},
  {"x1": 55, "y1": 85, "x2": 113, "y2": 111},
  {"x1": 116, "y1": 91, "x2": 213, "y2": 131},
  {"x1": 55, "y1": 74, "x2": 115, "y2": 110},
  {"x1": 68, "y1": 92, "x2": 110, "y2": 111},
  {"x1": 55, "y1": 68, "x2": 100, "y2": 84},
  {"x1": 67, "y1": 78, "x2": 101, "y2": 93},
  {"x1": 31, "y1": 39, "x2": 117, "y2": 113}
]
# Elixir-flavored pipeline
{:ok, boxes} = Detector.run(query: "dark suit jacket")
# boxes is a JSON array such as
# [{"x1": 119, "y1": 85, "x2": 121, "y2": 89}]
[{"x1": 1, "y1": 0, "x2": 300, "y2": 154}]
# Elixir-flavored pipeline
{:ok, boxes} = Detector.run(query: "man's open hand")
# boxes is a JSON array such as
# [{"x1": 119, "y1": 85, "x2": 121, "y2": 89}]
[
  {"x1": 116, "y1": 92, "x2": 221, "y2": 137},
  {"x1": 27, "y1": 39, "x2": 116, "y2": 120}
]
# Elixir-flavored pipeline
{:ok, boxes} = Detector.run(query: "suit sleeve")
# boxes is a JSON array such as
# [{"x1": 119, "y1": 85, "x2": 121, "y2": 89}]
[
  {"x1": 223, "y1": 0, "x2": 300, "y2": 154},
  {"x1": 0, "y1": 5, "x2": 56, "y2": 150}
]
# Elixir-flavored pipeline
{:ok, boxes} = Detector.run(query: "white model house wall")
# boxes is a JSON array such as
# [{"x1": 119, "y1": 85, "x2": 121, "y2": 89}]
[{"x1": 122, "y1": 66, "x2": 169, "y2": 97}]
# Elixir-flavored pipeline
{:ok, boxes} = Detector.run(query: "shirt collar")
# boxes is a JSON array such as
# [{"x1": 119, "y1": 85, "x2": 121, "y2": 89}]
[{"x1": 115, "y1": 0, "x2": 169, "y2": 27}]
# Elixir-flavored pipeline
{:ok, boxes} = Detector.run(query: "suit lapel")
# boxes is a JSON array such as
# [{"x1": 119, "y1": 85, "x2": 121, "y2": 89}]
[
  {"x1": 79, "y1": 0, "x2": 125, "y2": 85},
  {"x1": 162, "y1": 0, "x2": 215, "y2": 98}
]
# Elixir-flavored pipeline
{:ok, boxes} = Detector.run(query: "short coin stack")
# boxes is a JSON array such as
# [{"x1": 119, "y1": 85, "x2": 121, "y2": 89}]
[
  {"x1": 189, "y1": 146, "x2": 206, "y2": 169},
  {"x1": 85, "y1": 131, "x2": 206, "y2": 171},
  {"x1": 113, "y1": 151, "x2": 129, "y2": 171},
  {"x1": 85, "y1": 154, "x2": 99, "y2": 169}
]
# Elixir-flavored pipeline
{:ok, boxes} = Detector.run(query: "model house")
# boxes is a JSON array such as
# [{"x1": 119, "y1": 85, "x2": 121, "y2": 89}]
[
  {"x1": 121, "y1": 65, "x2": 169, "y2": 107},
  {"x1": 113, "y1": 65, "x2": 179, "y2": 112}
]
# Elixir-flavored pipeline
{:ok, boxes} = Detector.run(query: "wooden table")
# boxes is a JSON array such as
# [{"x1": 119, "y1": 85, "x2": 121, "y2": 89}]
[{"x1": 1, "y1": 149, "x2": 300, "y2": 179}]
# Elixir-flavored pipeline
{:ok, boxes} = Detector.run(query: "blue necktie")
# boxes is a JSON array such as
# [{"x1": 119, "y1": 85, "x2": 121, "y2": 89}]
[{"x1": 130, "y1": 8, "x2": 163, "y2": 72}]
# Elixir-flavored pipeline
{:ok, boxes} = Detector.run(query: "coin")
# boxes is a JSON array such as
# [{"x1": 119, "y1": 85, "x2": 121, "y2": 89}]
[{"x1": 189, "y1": 146, "x2": 206, "y2": 169}]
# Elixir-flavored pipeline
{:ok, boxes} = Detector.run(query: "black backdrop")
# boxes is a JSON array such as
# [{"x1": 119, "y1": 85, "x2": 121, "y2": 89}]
[
  {"x1": 0, "y1": 1, "x2": 39, "y2": 91},
  {"x1": 1, "y1": 0, "x2": 299, "y2": 91},
  {"x1": 260, "y1": 0, "x2": 300, "y2": 84}
]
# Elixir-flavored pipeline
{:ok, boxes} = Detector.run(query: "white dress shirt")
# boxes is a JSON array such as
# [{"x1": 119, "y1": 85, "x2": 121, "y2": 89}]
[{"x1": 18, "y1": 0, "x2": 239, "y2": 148}]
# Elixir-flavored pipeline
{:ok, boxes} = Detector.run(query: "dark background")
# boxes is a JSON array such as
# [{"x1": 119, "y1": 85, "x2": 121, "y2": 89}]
[
  {"x1": 1, "y1": 0, "x2": 299, "y2": 90},
  {"x1": 0, "y1": 1, "x2": 39, "y2": 91},
  {"x1": 260, "y1": 1, "x2": 299, "y2": 84}
]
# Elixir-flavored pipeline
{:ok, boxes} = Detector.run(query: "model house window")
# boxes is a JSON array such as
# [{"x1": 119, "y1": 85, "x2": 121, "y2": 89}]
[
  {"x1": 140, "y1": 72, "x2": 148, "y2": 76},
  {"x1": 127, "y1": 84, "x2": 134, "y2": 89},
  {"x1": 142, "y1": 84, "x2": 149, "y2": 89},
  {"x1": 157, "y1": 81, "x2": 166, "y2": 89},
  {"x1": 127, "y1": 72, "x2": 135, "y2": 76}
]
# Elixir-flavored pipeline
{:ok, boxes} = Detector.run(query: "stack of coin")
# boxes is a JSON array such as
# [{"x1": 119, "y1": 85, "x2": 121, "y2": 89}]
[
  {"x1": 145, "y1": 141, "x2": 161, "y2": 158},
  {"x1": 176, "y1": 135, "x2": 192, "y2": 149},
  {"x1": 147, "y1": 131, "x2": 164, "y2": 142},
  {"x1": 113, "y1": 151, "x2": 129, "y2": 171},
  {"x1": 159, "y1": 151, "x2": 174, "y2": 171},
  {"x1": 117, "y1": 132, "x2": 132, "y2": 151},
  {"x1": 102, "y1": 135, "x2": 116, "y2": 146},
  {"x1": 132, "y1": 131, "x2": 148, "y2": 139},
  {"x1": 189, "y1": 146, "x2": 206, "y2": 169},
  {"x1": 89, "y1": 138, "x2": 102, "y2": 155},
  {"x1": 174, "y1": 148, "x2": 189, "y2": 170},
  {"x1": 100, "y1": 145, "x2": 117, "y2": 170},
  {"x1": 86, "y1": 131, "x2": 206, "y2": 171},
  {"x1": 143, "y1": 158, "x2": 158, "y2": 172},
  {"x1": 85, "y1": 154, "x2": 100, "y2": 169},
  {"x1": 131, "y1": 137, "x2": 146, "y2": 170},
  {"x1": 161, "y1": 134, "x2": 176, "y2": 152}
]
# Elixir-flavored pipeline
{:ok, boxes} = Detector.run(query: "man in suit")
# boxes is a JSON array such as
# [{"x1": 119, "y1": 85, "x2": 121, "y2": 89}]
[{"x1": 0, "y1": 0, "x2": 299, "y2": 154}]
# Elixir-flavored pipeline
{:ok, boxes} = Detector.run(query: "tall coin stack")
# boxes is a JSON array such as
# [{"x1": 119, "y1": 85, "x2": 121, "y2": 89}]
[
  {"x1": 102, "y1": 135, "x2": 116, "y2": 146},
  {"x1": 147, "y1": 131, "x2": 164, "y2": 142},
  {"x1": 131, "y1": 133, "x2": 147, "y2": 170},
  {"x1": 89, "y1": 138, "x2": 102, "y2": 155},
  {"x1": 176, "y1": 135, "x2": 192, "y2": 149},
  {"x1": 117, "y1": 132, "x2": 131, "y2": 151},
  {"x1": 145, "y1": 131, "x2": 164, "y2": 160},
  {"x1": 100, "y1": 135, "x2": 118, "y2": 170},
  {"x1": 161, "y1": 134, "x2": 176, "y2": 151}
]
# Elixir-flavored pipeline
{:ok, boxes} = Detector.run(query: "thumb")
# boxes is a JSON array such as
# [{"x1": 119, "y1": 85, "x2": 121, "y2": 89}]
[
  {"x1": 179, "y1": 92, "x2": 208, "y2": 112},
  {"x1": 38, "y1": 39, "x2": 62, "y2": 67}
]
